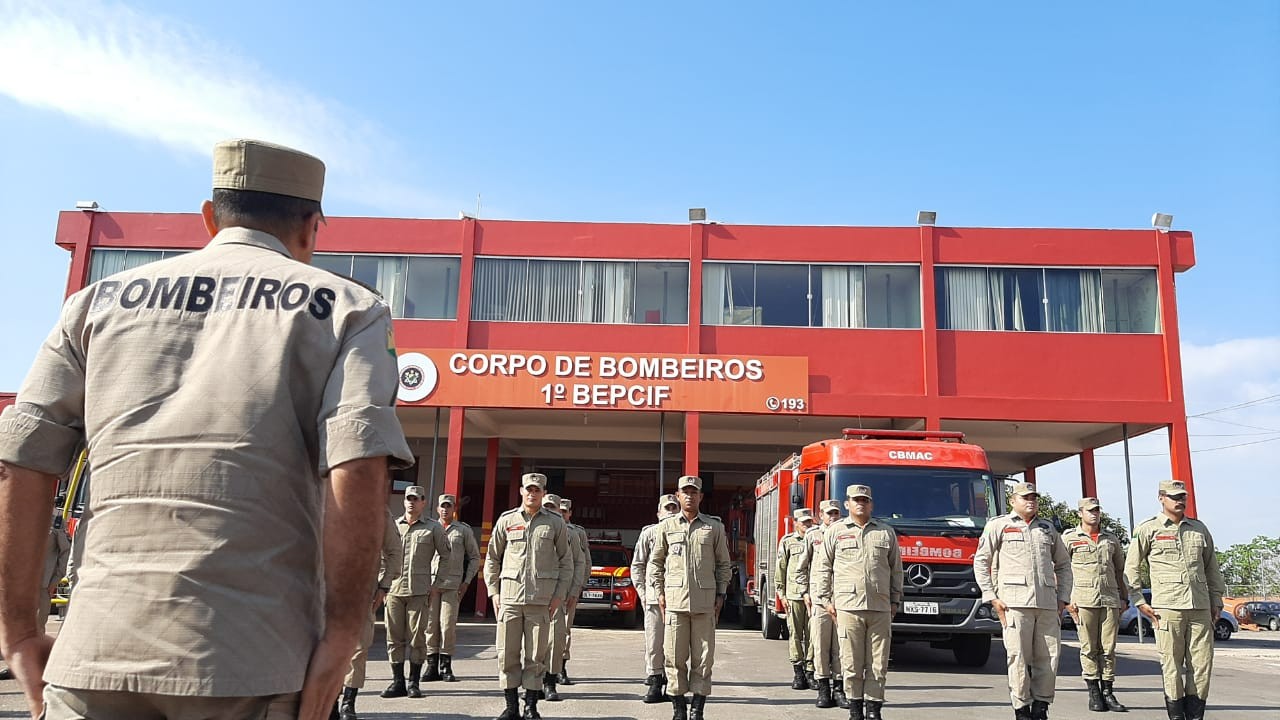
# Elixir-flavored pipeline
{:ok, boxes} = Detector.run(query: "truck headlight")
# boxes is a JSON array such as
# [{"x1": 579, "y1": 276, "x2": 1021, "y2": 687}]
[{"x1": 613, "y1": 578, "x2": 632, "y2": 588}]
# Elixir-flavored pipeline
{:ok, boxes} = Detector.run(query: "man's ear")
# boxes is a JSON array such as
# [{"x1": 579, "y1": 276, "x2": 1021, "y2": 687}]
[{"x1": 201, "y1": 200, "x2": 218, "y2": 237}]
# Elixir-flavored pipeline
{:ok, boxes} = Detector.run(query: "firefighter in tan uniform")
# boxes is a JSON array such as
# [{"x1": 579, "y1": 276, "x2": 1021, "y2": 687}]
[
  {"x1": 632, "y1": 493, "x2": 680, "y2": 703},
  {"x1": 557, "y1": 497, "x2": 592, "y2": 685},
  {"x1": 1124, "y1": 480, "x2": 1225, "y2": 720},
  {"x1": 1062, "y1": 497, "x2": 1128, "y2": 713},
  {"x1": 813, "y1": 484, "x2": 903, "y2": 720},
  {"x1": 777, "y1": 507, "x2": 815, "y2": 691},
  {"x1": 802, "y1": 499, "x2": 849, "y2": 709},
  {"x1": 427, "y1": 493, "x2": 480, "y2": 683},
  {"x1": 337, "y1": 506, "x2": 403, "y2": 720},
  {"x1": 382, "y1": 485, "x2": 452, "y2": 700},
  {"x1": 649, "y1": 475, "x2": 732, "y2": 720},
  {"x1": 484, "y1": 473, "x2": 574, "y2": 720},
  {"x1": 541, "y1": 493, "x2": 585, "y2": 701},
  {"x1": 974, "y1": 482, "x2": 1073, "y2": 720},
  {"x1": 0, "y1": 140, "x2": 414, "y2": 720}
]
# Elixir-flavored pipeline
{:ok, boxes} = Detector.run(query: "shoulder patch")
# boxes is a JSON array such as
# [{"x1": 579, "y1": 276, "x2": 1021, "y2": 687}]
[{"x1": 499, "y1": 508, "x2": 519, "y2": 517}]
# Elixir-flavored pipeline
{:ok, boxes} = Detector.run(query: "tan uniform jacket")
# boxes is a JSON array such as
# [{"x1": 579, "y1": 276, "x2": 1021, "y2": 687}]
[
  {"x1": 568, "y1": 523, "x2": 592, "y2": 597},
  {"x1": 432, "y1": 520, "x2": 481, "y2": 590},
  {"x1": 1125, "y1": 515, "x2": 1226, "y2": 611},
  {"x1": 484, "y1": 507, "x2": 573, "y2": 606},
  {"x1": 631, "y1": 523, "x2": 659, "y2": 606},
  {"x1": 378, "y1": 509, "x2": 404, "y2": 590},
  {"x1": 0, "y1": 227, "x2": 413, "y2": 696},
  {"x1": 1062, "y1": 527, "x2": 1127, "y2": 608},
  {"x1": 797, "y1": 523, "x2": 829, "y2": 597},
  {"x1": 812, "y1": 517, "x2": 903, "y2": 612},
  {"x1": 775, "y1": 531, "x2": 809, "y2": 600},
  {"x1": 974, "y1": 513, "x2": 1073, "y2": 609},
  {"x1": 390, "y1": 516, "x2": 451, "y2": 596},
  {"x1": 648, "y1": 513, "x2": 732, "y2": 614}
]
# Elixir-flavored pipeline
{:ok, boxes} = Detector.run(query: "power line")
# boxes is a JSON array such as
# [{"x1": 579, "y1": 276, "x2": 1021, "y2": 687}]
[
  {"x1": 1188, "y1": 393, "x2": 1280, "y2": 418},
  {"x1": 1098, "y1": 434, "x2": 1280, "y2": 457},
  {"x1": 1188, "y1": 415, "x2": 1280, "y2": 433}
]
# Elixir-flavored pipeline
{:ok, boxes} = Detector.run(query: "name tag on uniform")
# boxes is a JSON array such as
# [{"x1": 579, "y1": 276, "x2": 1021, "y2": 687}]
[
  {"x1": 811, "y1": 537, "x2": 823, "y2": 546},
  {"x1": 1070, "y1": 540, "x2": 1090, "y2": 549},
  {"x1": 508, "y1": 525, "x2": 526, "y2": 541},
  {"x1": 1154, "y1": 534, "x2": 1177, "y2": 542},
  {"x1": 1003, "y1": 527, "x2": 1025, "y2": 541}
]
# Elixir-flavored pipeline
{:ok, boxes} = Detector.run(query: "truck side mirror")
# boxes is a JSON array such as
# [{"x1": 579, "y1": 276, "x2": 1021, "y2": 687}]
[{"x1": 789, "y1": 483, "x2": 805, "y2": 511}]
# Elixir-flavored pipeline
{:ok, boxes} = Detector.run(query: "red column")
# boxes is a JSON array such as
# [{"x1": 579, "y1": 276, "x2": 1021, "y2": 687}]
[
  {"x1": 684, "y1": 412, "x2": 700, "y2": 480},
  {"x1": 919, "y1": 223, "x2": 941, "y2": 430},
  {"x1": 1079, "y1": 449, "x2": 1098, "y2": 499},
  {"x1": 1169, "y1": 420, "x2": 1197, "y2": 517},
  {"x1": 56, "y1": 210, "x2": 95, "y2": 298},
  {"x1": 454, "y1": 218, "x2": 478, "y2": 347},
  {"x1": 443, "y1": 408, "x2": 465, "y2": 497},
  {"x1": 474, "y1": 437, "x2": 500, "y2": 616},
  {"x1": 1154, "y1": 229, "x2": 1197, "y2": 516},
  {"x1": 507, "y1": 457, "x2": 523, "y2": 509},
  {"x1": 1024, "y1": 467, "x2": 1037, "y2": 487},
  {"x1": 687, "y1": 222, "x2": 705, "y2": 354}
]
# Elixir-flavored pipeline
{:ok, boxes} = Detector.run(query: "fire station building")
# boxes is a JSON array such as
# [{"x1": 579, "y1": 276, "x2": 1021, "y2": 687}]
[{"x1": 38, "y1": 212, "x2": 1196, "y2": 543}]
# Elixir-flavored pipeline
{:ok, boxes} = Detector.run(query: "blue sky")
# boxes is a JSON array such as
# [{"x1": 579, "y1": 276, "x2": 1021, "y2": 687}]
[{"x1": 1, "y1": 1, "x2": 1277, "y2": 545}]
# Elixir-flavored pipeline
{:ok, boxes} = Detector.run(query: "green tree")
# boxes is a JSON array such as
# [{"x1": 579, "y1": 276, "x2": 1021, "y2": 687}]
[
  {"x1": 1007, "y1": 489, "x2": 1130, "y2": 543},
  {"x1": 1216, "y1": 535, "x2": 1280, "y2": 596}
]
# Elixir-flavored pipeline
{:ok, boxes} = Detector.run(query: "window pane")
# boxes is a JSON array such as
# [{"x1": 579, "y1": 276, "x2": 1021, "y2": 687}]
[
  {"x1": 352, "y1": 256, "x2": 407, "y2": 315},
  {"x1": 810, "y1": 265, "x2": 865, "y2": 328},
  {"x1": 1046, "y1": 269, "x2": 1104, "y2": 332},
  {"x1": 936, "y1": 267, "x2": 992, "y2": 330},
  {"x1": 635, "y1": 262, "x2": 688, "y2": 324},
  {"x1": 987, "y1": 268, "x2": 1045, "y2": 331},
  {"x1": 1102, "y1": 269, "x2": 1160, "y2": 333},
  {"x1": 865, "y1": 265, "x2": 920, "y2": 328},
  {"x1": 312, "y1": 253, "x2": 353, "y2": 277},
  {"x1": 403, "y1": 257, "x2": 460, "y2": 319},
  {"x1": 88, "y1": 249, "x2": 166, "y2": 282},
  {"x1": 580, "y1": 261, "x2": 634, "y2": 323},
  {"x1": 701, "y1": 263, "x2": 757, "y2": 325},
  {"x1": 753, "y1": 264, "x2": 808, "y2": 326},
  {"x1": 472, "y1": 258, "x2": 526, "y2": 321}
]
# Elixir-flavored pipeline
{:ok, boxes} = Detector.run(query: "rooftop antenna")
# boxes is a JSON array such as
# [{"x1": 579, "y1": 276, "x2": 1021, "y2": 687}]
[{"x1": 476, "y1": 193, "x2": 482, "y2": 219}]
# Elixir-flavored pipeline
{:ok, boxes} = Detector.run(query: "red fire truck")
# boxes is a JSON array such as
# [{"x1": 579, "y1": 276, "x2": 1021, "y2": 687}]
[{"x1": 748, "y1": 429, "x2": 1004, "y2": 666}]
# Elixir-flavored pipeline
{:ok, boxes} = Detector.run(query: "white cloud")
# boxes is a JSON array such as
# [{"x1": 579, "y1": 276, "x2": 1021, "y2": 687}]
[
  {"x1": 0, "y1": 0, "x2": 439, "y2": 214},
  {"x1": 1033, "y1": 336, "x2": 1280, "y2": 549}
]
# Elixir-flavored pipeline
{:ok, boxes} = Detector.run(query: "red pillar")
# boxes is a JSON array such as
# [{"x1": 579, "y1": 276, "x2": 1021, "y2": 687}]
[
  {"x1": 684, "y1": 412, "x2": 700, "y2": 481},
  {"x1": 1079, "y1": 449, "x2": 1097, "y2": 499},
  {"x1": 507, "y1": 457, "x2": 523, "y2": 509},
  {"x1": 687, "y1": 223, "x2": 705, "y2": 354},
  {"x1": 919, "y1": 223, "x2": 941, "y2": 430},
  {"x1": 474, "y1": 437, "x2": 500, "y2": 616},
  {"x1": 1169, "y1": 420, "x2": 1197, "y2": 517},
  {"x1": 1154, "y1": 230, "x2": 1197, "y2": 516},
  {"x1": 1024, "y1": 467, "x2": 1037, "y2": 488},
  {"x1": 443, "y1": 408, "x2": 465, "y2": 498}
]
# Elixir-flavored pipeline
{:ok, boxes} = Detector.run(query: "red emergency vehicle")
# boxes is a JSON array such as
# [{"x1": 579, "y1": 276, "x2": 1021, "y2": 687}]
[{"x1": 749, "y1": 429, "x2": 1004, "y2": 666}]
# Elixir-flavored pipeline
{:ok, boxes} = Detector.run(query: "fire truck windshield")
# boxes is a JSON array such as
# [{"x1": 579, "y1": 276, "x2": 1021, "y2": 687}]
[{"x1": 830, "y1": 466, "x2": 1001, "y2": 534}]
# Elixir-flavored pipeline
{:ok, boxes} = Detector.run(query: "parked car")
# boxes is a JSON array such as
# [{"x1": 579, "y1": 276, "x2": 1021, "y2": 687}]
[
  {"x1": 1236, "y1": 601, "x2": 1280, "y2": 631},
  {"x1": 1121, "y1": 590, "x2": 1237, "y2": 640},
  {"x1": 575, "y1": 539, "x2": 642, "y2": 627}
]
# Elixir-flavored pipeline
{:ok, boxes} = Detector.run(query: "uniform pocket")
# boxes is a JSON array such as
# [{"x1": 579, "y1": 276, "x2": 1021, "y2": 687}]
[{"x1": 999, "y1": 573, "x2": 1027, "y2": 586}]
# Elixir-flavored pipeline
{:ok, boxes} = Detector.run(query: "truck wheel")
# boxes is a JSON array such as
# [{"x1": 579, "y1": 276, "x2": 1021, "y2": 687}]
[
  {"x1": 952, "y1": 635, "x2": 992, "y2": 667},
  {"x1": 762, "y1": 604, "x2": 784, "y2": 640}
]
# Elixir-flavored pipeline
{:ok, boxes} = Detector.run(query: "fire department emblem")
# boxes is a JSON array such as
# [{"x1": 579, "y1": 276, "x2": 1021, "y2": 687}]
[{"x1": 397, "y1": 352, "x2": 439, "y2": 403}]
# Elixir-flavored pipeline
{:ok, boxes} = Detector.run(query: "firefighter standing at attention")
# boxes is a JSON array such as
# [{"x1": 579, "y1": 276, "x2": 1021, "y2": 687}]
[
  {"x1": 802, "y1": 499, "x2": 850, "y2": 710},
  {"x1": 777, "y1": 507, "x2": 815, "y2": 692},
  {"x1": 1062, "y1": 497, "x2": 1129, "y2": 713}
]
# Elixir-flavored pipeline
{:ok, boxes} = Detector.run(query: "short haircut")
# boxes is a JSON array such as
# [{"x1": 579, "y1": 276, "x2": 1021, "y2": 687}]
[{"x1": 212, "y1": 188, "x2": 321, "y2": 234}]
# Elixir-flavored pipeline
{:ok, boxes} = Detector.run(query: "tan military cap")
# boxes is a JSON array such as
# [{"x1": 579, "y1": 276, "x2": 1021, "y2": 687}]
[
  {"x1": 677, "y1": 475, "x2": 702, "y2": 491},
  {"x1": 819, "y1": 499, "x2": 842, "y2": 514},
  {"x1": 846, "y1": 484, "x2": 873, "y2": 499},
  {"x1": 404, "y1": 485, "x2": 426, "y2": 499},
  {"x1": 212, "y1": 139, "x2": 325, "y2": 204},
  {"x1": 522, "y1": 472, "x2": 547, "y2": 490},
  {"x1": 543, "y1": 493, "x2": 562, "y2": 508},
  {"x1": 793, "y1": 507, "x2": 814, "y2": 522},
  {"x1": 1078, "y1": 497, "x2": 1101, "y2": 511},
  {"x1": 657, "y1": 494, "x2": 679, "y2": 511},
  {"x1": 1159, "y1": 480, "x2": 1188, "y2": 497},
  {"x1": 438, "y1": 494, "x2": 456, "y2": 506},
  {"x1": 1010, "y1": 482, "x2": 1039, "y2": 497},
  {"x1": 559, "y1": 498, "x2": 573, "y2": 510}
]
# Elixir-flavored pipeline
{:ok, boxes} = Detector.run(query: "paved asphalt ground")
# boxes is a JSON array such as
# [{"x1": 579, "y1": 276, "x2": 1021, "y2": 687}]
[{"x1": 3, "y1": 614, "x2": 1278, "y2": 719}]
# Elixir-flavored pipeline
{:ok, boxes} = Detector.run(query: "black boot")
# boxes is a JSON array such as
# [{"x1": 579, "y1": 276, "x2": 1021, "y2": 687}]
[
  {"x1": 816, "y1": 678, "x2": 836, "y2": 708},
  {"x1": 440, "y1": 654, "x2": 457, "y2": 682},
  {"x1": 865, "y1": 700, "x2": 883, "y2": 720},
  {"x1": 523, "y1": 688, "x2": 542, "y2": 719},
  {"x1": 542, "y1": 672, "x2": 561, "y2": 701},
  {"x1": 1086, "y1": 679, "x2": 1108, "y2": 712},
  {"x1": 644, "y1": 674, "x2": 667, "y2": 703},
  {"x1": 1183, "y1": 696, "x2": 1205, "y2": 720},
  {"x1": 406, "y1": 662, "x2": 423, "y2": 698},
  {"x1": 807, "y1": 669, "x2": 817, "y2": 689},
  {"x1": 1100, "y1": 681, "x2": 1126, "y2": 712},
  {"x1": 1164, "y1": 697, "x2": 1186, "y2": 720},
  {"x1": 1030, "y1": 700, "x2": 1050, "y2": 720},
  {"x1": 690, "y1": 694, "x2": 707, "y2": 720},
  {"x1": 495, "y1": 687, "x2": 520, "y2": 720},
  {"x1": 337, "y1": 686, "x2": 359, "y2": 720},
  {"x1": 671, "y1": 694, "x2": 689, "y2": 720},
  {"x1": 1014, "y1": 706, "x2": 1034, "y2": 720},
  {"x1": 792, "y1": 663, "x2": 809, "y2": 690},
  {"x1": 849, "y1": 698, "x2": 865, "y2": 720},
  {"x1": 557, "y1": 662, "x2": 573, "y2": 685},
  {"x1": 380, "y1": 662, "x2": 407, "y2": 698},
  {"x1": 833, "y1": 682, "x2": 851, "y2": 709},
  {"x1": 423, "y1": 653, "x2": 442, "y2": 682}
]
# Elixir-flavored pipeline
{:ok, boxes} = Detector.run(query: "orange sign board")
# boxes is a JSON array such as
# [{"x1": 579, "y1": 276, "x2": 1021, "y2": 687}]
[{"x1": 396, "y1": 349, "x2": 809, "y2": 414}]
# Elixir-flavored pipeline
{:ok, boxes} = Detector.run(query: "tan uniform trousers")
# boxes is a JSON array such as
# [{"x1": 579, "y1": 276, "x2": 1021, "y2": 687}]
[
  {"x1": 1002, "y1": 607, "x2": 1061, "y2": 708},
  {"x1": 644, "y1": 603, "x2": 665, "y2": 675},
  {"x1": 786, "y1": 599, "x2": 812, "y2": 667},
  {"x1": 564, "y1": 601, "x2": 579, "y2": 662},
  {"x1": 665, "y1": 610, "x2": 716, "y2": 696},
  {"x1": 550, "y1": 603, "x2": 569, "y2": 674},
  {"x1": 1077, "y1": 606, "x2": 1121, "y2": 681},
  {"x1": 810, "y1": 602, "x2": 841, "y2": 680},
  {"x1": 1153, "y1": 608, "x2": 1214, "y2": 700},
  {"x1": 343, "y1": 605, "x2": 378, "y2": 688},
  {"x1": 837, "y1": 609, "x2": 891, "y2": 702},
  {"x1": 426, "y1": 588, "x2": 461, "y2": 655},
  {"x1": 42, "y1": 685, "x2": 299, "y2": 720},
  {"x1": 386, "y1": 593, "x2": 431, "y2": 664},
  {"x1": 496, "y1": 604, "x2": 551, "y2": 691}
]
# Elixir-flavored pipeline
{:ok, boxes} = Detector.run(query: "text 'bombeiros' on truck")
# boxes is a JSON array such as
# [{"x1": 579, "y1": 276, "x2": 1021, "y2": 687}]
[{"x1": 743, "y1": 429, "x2": 1005, "y2": 667}]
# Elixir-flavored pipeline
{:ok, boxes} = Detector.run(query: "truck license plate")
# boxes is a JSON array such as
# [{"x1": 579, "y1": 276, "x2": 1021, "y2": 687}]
[
  {"x1": 582, "y1": 590, "x2": 604, "y2": 599},
  {"x1": 903, "y1": 601, "x2": 939, "y2": 615}
]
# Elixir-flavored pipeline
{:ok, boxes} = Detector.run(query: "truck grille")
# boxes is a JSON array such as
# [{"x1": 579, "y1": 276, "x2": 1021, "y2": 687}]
[
  {"x1": 586, "y1": 576, "x2": 612, "y2": 588},
  {"x1": 902, "y1": 562, "x2": 981, "y2": 598}
]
